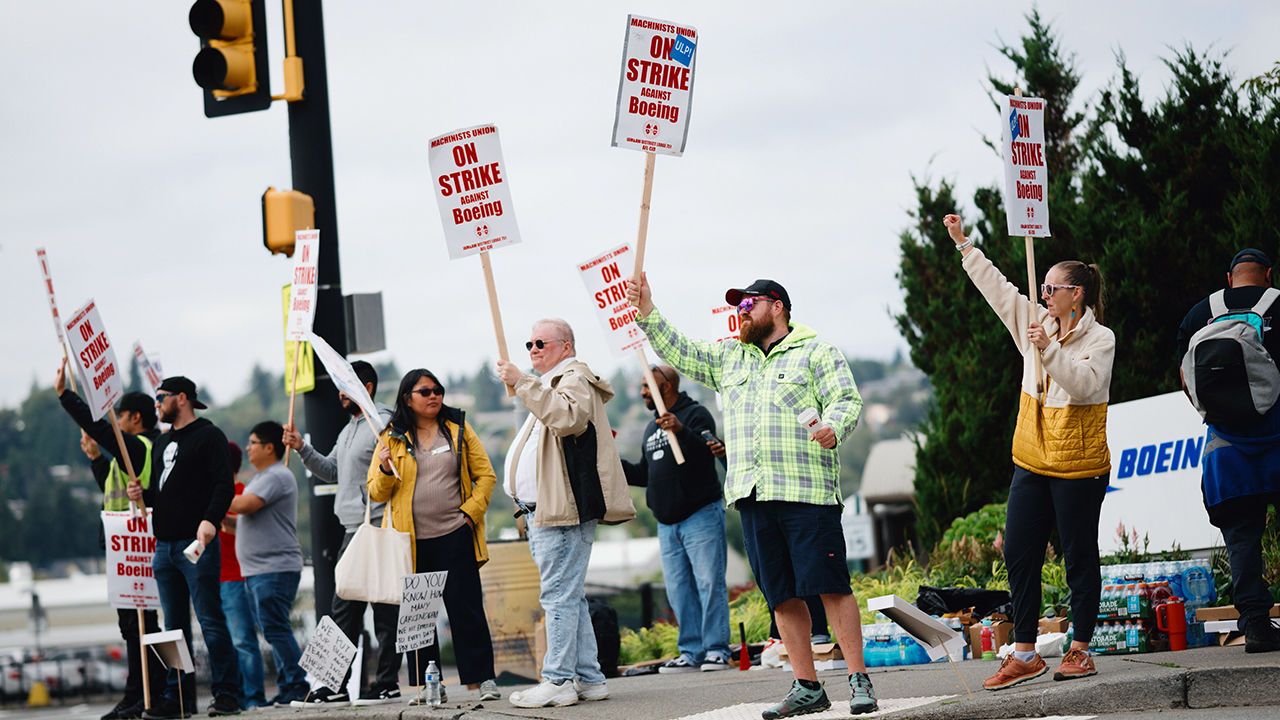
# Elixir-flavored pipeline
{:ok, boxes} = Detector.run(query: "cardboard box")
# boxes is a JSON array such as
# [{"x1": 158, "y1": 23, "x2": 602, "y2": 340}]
[
  {"x1": 1038, "y1": 617, "x2": 1069, "y2": 634},
  {"x1": 969, "y1": 620, "x2": 1013, "y2": 659},
  {"x1": 1195, "y1": 604, "x2": 1280, "y2": 622},
  {"x1": 778, "y1": 642, "x2": 843, "y2": 662},
  {"x1": 866, "y1": 594, "x2": 969, "y2": 661}
]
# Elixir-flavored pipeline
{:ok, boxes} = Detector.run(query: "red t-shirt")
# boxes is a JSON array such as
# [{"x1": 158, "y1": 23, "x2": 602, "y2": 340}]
[{"x1": 219, "y1": 482, "x2": 245, "y2": 583}]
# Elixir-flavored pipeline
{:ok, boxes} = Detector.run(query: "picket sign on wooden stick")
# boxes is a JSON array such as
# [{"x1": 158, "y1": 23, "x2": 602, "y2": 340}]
[
  {"x1": 1013, "y1": 86, "x2": 1044, "y2": 395},
  {"x1": 106, "y1": 406, "x2": 152, "y2": 710},
  {"x1": 479, "y1": 251, "x2": 515, "y2": 398}
]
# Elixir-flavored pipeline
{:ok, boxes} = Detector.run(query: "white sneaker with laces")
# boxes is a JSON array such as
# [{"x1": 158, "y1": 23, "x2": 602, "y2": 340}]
[
  {"x1": 508, "y1": 680, "x2": 577, "y2": 708},
  {"x1": 573, "y1": 679, "x2": 609, "y2": 701},
  {"x1": 479, "y1": 679, "x2": 501, "y2": 701},
  {"x1": 701, "y1": 655, "x2": 731, "y2": 672},
  {"x1": 658, "y1": 655, "x2": 700, "y2": 674}
]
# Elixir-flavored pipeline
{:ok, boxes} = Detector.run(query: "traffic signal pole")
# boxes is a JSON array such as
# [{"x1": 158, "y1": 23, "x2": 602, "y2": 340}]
[{"x1": 287, "y1": 0, "x2": 347, "y2": 621}]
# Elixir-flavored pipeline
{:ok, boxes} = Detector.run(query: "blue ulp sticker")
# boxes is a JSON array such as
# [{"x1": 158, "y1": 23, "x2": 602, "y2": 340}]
[{"x1": 671, "y1": 34, "x2": 695, "y2": 67}]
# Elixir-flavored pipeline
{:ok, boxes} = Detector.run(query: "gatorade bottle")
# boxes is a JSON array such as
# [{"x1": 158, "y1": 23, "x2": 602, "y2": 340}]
[
  {"x1": 1115, "y1": 622, "x2": 1128, "y2": 653},
  {"x1": 1125, "y1": 584, "x2": 1139, "y2": 617},
  {"x1": 981, "y1": 620, "x2": 996, "y2": 660},
  {"x1": 1126, "y1": 621, "x2": 1138, "y2": 653}
]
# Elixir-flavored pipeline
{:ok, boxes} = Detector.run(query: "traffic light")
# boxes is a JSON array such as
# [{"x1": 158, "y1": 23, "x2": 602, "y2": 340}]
[
  {"x1": 262, "y1": 187, "x2": 315, "y2": 257},
  {"x1": 189, "y1": 0, "x2": 271, "y2": 117}
]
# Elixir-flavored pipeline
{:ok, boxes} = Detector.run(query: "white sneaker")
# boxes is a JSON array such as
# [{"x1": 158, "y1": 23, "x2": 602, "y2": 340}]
[
  {"x1": 508, "y1": 680, "x2": 578, "y2": 708},
  {"x1": 573, "y1": 679, "x2": 609, "y2": 701},
  {"x1": 701, "y1": 655, "x2": 732, "y2": 672}
]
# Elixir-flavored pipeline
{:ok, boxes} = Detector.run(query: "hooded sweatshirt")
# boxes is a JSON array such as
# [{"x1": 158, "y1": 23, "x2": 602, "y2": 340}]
[
  {"x1": 141, "y1": 417, "x2": 236, "y2": 541},
  {"x1": 622, "y1": 392, "x2": 723, "y2": 525}
]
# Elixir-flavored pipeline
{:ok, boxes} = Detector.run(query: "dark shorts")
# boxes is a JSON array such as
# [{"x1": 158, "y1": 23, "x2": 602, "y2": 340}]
[{"x1": 738, "y1": 495, "x2": 850, "y2": 608}]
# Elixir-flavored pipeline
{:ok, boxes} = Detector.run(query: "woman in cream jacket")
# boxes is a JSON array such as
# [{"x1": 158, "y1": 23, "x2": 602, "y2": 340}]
[{"x1": 944, "y1": 214, "x2": 1114, "y2": 691}]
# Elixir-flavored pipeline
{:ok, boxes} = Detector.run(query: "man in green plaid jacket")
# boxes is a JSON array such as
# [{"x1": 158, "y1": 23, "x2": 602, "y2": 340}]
[{"x1": 627, "y1": 275, "x2": 879, "y2": 718}]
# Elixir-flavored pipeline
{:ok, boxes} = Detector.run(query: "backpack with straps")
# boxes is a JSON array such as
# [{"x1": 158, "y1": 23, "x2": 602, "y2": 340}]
[{"x1": 1182, "y1": 287, "x2": 1280, "y2": 426}]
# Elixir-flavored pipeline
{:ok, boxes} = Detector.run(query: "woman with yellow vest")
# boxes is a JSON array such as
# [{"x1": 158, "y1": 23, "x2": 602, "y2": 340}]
[
  {"x1": 368, "y1": 369, "x2": 501, "y2": 704},
  {"x1": 944, "y1": 214, "x2": 1115, "y2": 691}
]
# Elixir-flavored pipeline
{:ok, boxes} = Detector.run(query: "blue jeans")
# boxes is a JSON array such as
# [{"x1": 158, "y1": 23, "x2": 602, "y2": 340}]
[
  {"x1": 220, "y1": 580, "x2": 266, "y2": 707},
  {"x1": 245, "y1": 571, "x2": 308, "y2": 697},
  {"x1": 153, "y1": 538, "x2": 241, "y2": 705},
  {"x1": 658, "y1": 501, "x2": 731, "y2": 663},
  {"x1": 528, "y1": 518, "x2": 605, "y2": 684}
]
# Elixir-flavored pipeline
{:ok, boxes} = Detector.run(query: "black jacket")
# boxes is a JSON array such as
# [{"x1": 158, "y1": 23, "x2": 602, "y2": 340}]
[
  {"x1": 140, "y1": 417, "x2": 235, "y2": 541},
  {"x1": 621, "y1": 392, "x2": 723, "y2": 525}
]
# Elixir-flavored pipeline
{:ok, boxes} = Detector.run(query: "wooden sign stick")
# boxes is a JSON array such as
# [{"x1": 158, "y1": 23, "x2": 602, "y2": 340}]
[
  {"x1": 1014, "y1": 87, "x2": 1044, "y2": 396},
  {"x1": 284, "y1": 342, "x2": 302, "y2": 467},
  {"x1": 479, "y1": 251, "x2": 515, "y2": 398},
  {"x1": 635, "y1": 350, "x2": 685, "y2": 465},
  {"x1": 107, "y1": 407, "x2": 152, "y2": 710}
]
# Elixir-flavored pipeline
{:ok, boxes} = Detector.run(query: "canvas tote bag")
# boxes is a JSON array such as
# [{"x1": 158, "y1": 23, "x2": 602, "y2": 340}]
[{"x1": 334, "y1": 488, "x2": 412, "y2": 604}]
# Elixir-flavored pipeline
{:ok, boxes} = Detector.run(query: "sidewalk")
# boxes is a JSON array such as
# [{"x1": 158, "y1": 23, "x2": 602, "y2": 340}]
[{"x1": 259, "y1": 645, "x2": 1279, "y2": 720}]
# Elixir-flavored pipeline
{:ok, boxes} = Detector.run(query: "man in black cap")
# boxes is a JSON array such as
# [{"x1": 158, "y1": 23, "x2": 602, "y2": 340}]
[
  {"x1": 124, "y1": 376, "x2": 244, "y2": 716},
  {"x1": 1177, "y1": 248, "x2": 1280, "y2": 653},
  {"x1": 627, "y1": 276, "x2": 877, "y2": 717},
  {"x1": 55, "y1": 368, "x2": 167, "y2": 720}
]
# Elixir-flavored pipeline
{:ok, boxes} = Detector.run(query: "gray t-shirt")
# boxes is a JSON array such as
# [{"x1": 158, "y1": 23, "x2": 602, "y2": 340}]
[{"x1": 238, "y1": 463, "x2": 304, "y2": 576}]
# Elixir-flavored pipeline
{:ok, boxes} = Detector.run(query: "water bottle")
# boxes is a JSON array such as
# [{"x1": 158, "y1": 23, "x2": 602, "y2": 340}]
[{"x1": 425, "y1": 660, "x2": 442, "y2": 706}]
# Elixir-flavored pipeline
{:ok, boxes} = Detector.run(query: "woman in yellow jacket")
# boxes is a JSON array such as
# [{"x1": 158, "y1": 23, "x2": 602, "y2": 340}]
[
  {"x1": 368, "y1": 369, "x2": 500, "y2": 703},
  {"x1": 944, "y1": 214, "x2": 1115, "y2": 691}
]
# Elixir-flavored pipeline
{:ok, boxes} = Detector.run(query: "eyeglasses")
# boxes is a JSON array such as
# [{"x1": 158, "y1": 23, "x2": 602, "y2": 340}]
[
  {"x1": 1040, "y1": 283, "x2": 1080, "y2": 296},
  {"x1": 409, "y1": 387, "x2": 445, "y2": 398},
  {"x1": 526, "y1": 338, "x2": 568, "y2": 351},
  {"x1": 246, "y1": 439, "x2": 263, "y2": 446}
]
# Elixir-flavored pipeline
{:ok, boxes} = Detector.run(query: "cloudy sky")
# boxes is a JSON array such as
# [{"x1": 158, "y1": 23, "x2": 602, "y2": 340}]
[{"x1": 2, "y1": 1, "x2": 1276, "y2": 407}]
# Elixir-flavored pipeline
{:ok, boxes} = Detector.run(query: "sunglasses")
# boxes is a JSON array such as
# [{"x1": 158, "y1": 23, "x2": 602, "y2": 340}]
[
  {"x1": 1040, "y1": 283, "x2": 1080, "y2": 296},
  {"x1": 525, "y1": 338, "x2": 567, "y2": 351},
  {"x1": 409, "y1": 387, "x2": 445, "y2": 398},
  {"x1": 737, "y1": 296, "x2": 777, "y2": 313},
  {"x1": 154, "y1": 391, "x2": 176, "y2": 402}
]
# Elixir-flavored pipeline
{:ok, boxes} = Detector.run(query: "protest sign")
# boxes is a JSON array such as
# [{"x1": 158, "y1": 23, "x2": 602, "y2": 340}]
[
  {"x1": 132, "y1": 342, "x2": 164, "y2": 395},
  {"x1": 285, "y1": 230, "x2": 320, "y2": 341},
  {"x1": 308, "y1": 331, "x2": 383, "y2": 434},
  {"x1": 611, "y1": 15, "x2": 698, "y2": 157},
  {"x1": 281, "y1": 285, "x2": 315, "y2": 395},
  {"x1": 578, "y1": 244, "x2": 684, "y2": 463},
  {"x1": 36, "y1": 249, "x2": 69, "y2": 346},
  {"x1": 299, "y1": 615, "x2": 357, "y2": 692},
  {"x1": 64, "y1": 300, "x2": 123, "y2": 422},
  {"x1": 428, "y1": 124, "x2": 521, "y2": 260},
  {"x1": 103, "y1": 510, "x2": 161, "y2": 610},
  {"x1": 579, "y1": 244, "x2": 646, "y2": 356},
  {"x1": 1002, "y1": 90, "x2": 1051, "y2": 391},
  {"x1": 710, "y1": 304, "x2": 739, "y2": 343},
  {"x1": 428, "y1": 125, "x2": 518, "y2": 391},
  {"x1": 1001, "y1": 94, "x2": 1051, "y2": 238},
  {"x1": 395, "y1": 571, "x2": 449, "y2": 653}
]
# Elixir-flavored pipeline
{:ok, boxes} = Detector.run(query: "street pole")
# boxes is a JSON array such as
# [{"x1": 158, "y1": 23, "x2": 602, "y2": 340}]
[{"x1": 287, "y1": 0, "x2": 346, "y2": 621}]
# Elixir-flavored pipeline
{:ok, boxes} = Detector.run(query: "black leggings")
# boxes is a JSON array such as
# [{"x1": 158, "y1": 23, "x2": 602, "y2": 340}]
[
  {"x1": 1004, "y1": 466, "x2": 1108, "y2": 644},
  {"x1": 406, "y1": 526, "x2": 496, "y2": 686}
]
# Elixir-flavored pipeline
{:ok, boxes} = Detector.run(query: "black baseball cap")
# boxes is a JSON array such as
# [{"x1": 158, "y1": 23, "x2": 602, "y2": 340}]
[
  {"x1": 726, "y1": 279, "x2": 791, "y2": 312},
  {"x1": 1230, "y1": 248, "x2": 1273, "y2": 272},
  {"x1": 157, "y1": 376, "x2": 208, "y2": 410}
]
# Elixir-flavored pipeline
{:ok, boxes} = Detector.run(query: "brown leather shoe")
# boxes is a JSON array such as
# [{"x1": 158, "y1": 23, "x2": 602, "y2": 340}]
[
  {"x1": 1053, "y1": 648, "x2": 1098, "y2": 681},
  {"x1": 982, "y1": 653, "x2": 1047, "y2": 691}
]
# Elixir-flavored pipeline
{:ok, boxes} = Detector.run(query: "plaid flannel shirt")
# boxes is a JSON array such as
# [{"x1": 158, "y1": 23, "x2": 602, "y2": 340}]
[{"x1": 637, "y1": 309, "x2": 862, "y2": 506}]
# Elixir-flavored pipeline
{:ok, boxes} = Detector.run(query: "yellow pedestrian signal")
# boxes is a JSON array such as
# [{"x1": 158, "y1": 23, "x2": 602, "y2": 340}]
[
  {"x1": 262, "y1": 188, "x2": 315, "y2": 257},
  {"x1": 189, "y1": 0, "x2": 271, "y2": 117}
]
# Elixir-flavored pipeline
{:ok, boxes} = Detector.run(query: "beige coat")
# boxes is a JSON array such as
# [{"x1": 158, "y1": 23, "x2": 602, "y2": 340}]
[
  {"x1": 507, "y1": 359, "x2": 636, "y2": 528},
  {"x1": 964, "y1": 248, "x2": 1115, "y2": 478}
]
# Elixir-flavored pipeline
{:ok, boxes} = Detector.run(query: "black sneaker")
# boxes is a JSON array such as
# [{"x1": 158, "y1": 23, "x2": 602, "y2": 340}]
[
  {"x1": 353, "y1": 685, "x2": 401, "y2": 706},
  {"x1": 298, "y1": 687, "x2": 349, "y2": 705},
  {"x1": 141, "y1": 697, "x2": 182, "y2": 720},
  {"x1": 1245, "y1": 618, "x2": 1280, "y2": 653},
  {"x1": 115, "y1": 699, "x2": 146, "y2": 720},
  {"x1": 103, "y1": 696, "x2": 139, "y2": 720},
  {"x1": 207, "y1": 694, "x2": 241, "y2": 716}
]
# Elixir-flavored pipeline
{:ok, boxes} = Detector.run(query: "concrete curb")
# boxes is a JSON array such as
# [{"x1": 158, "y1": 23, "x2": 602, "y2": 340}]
[{"x1": 885, "y1": 663, "x2": 1280, "y2": 719}]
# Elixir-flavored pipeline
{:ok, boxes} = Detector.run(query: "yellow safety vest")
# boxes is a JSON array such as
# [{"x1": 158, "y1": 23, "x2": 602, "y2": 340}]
[{"x1": 103, "y1": 435, "x2": 153, "y2": 512}]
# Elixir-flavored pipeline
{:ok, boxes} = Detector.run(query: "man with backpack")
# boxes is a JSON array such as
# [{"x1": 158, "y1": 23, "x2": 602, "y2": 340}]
[{"x1": 1178, "y1": 248, "x2": 1280, "y2": 653}]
